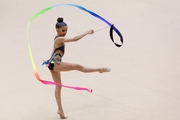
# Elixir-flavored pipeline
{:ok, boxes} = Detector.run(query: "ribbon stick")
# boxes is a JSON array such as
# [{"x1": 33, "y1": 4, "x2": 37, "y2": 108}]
[
  {"x1": 63, "y1": 4, "x2": 123, "y2": 47},
  {"x1": 27, "y1": 4, "x2": 123, "y2": 93}
]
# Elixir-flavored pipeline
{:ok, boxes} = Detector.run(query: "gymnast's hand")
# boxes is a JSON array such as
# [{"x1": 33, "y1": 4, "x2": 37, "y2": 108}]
[{"x1": 87, "y1": 29, "x2": 94, "y2": 35}]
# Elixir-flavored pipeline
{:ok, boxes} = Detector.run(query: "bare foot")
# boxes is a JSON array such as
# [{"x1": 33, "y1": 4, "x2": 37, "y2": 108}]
[
  {"x1": 57, "y1": 111, "x2": 67, "y2": 119},
  {"x1": 99, "y1": 68, "x2": 111, "y2": 73}
]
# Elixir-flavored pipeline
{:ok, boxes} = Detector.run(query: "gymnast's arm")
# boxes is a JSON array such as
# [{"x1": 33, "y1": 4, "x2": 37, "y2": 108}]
[{"x1": 55, "y1": 29, "x2": 94, "y2": 44}]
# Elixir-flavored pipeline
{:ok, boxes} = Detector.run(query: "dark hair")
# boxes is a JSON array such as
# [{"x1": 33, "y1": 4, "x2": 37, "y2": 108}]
[{"x1": 55, "y1": 17, "x2": 67, "y2": 28}]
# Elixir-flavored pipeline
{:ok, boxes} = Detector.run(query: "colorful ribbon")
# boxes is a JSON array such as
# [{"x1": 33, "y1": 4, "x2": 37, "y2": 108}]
[{"x1": 26, "y1": 4, "x2": 123, "y2": 93}]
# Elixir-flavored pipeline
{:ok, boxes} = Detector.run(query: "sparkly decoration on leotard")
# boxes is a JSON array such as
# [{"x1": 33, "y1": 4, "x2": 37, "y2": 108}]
[{"x1": 26, "y1": 4, "x2": 123, "y2": 93}]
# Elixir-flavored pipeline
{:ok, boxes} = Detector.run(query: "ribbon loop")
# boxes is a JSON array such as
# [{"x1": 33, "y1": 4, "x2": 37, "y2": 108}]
[{"x1": 110, "y1": 24, "x2": 123, "y2": 47}]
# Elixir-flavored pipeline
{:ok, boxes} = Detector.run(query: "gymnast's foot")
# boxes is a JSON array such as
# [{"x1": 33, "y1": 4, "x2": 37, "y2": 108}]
[
  {"x1": 57, "y1": 110, "x2": 67, "y2": 119},
  {"x1": 99, "y1": 68, "x2": 111, "y2": 73}
]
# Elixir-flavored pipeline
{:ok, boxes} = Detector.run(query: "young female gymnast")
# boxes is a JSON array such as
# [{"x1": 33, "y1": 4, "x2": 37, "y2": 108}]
[{"x1": 46, "y1": 17, "x2": 110, "y2": 119}]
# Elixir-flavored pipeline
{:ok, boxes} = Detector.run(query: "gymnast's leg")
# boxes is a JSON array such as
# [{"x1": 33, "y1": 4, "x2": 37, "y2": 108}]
[
  {"x1": 49, "y1": 70, "x2": 67, "y2": 119},
  {"x1": 53, "y1": 62, "x2": 111, "y2": 73}
]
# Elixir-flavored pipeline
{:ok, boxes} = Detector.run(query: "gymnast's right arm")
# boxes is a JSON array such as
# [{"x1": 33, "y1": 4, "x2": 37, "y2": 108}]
[{"x1": 55, "y1": 29, "x2": 94, "y2": 44}]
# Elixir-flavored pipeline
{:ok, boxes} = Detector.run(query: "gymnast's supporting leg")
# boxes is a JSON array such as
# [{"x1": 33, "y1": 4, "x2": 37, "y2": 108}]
[
  {"x1": 50, "y1": 70, "x2": 67, "y2": 119},
  {"x1": 50, "y1": 62, "x2": 110, "y2": 119}
]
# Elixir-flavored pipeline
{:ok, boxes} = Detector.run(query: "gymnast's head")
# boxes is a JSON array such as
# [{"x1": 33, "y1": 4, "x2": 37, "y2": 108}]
[{"x1": 55, "y1": 17, "x2": 67, "y2": 36}]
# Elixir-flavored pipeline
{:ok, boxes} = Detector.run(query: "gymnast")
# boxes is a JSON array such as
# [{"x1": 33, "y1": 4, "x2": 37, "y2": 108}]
[{"x1": 44, "y1": 17, "x2": 110, "y2": 119}]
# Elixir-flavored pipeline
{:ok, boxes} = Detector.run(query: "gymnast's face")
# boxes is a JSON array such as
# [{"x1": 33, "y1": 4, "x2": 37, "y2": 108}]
[{"x1": 57, "y1": 25, "x2": 68, "y2": 36}]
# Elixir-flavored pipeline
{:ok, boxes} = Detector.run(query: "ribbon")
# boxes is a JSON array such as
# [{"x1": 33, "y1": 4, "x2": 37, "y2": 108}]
[{"x1": 27, "y1": 4, "x2": 123, "y2": 93}]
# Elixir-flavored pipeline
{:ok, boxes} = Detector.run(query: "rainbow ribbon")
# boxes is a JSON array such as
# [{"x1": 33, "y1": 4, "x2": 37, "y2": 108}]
[{"x1": 26, "y1": 4, "x2": 123, "y2": 93}]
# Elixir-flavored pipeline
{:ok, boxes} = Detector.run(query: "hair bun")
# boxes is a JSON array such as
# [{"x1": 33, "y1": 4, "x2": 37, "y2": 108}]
[{"x1": 57, "y1": 17, "x2": 63, "y2": 23}]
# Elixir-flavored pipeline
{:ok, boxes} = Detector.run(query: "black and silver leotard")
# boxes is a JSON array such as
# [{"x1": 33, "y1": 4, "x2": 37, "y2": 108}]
[{"x1": 46, "y1": 36, "x2": 65, "y2": 70}]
